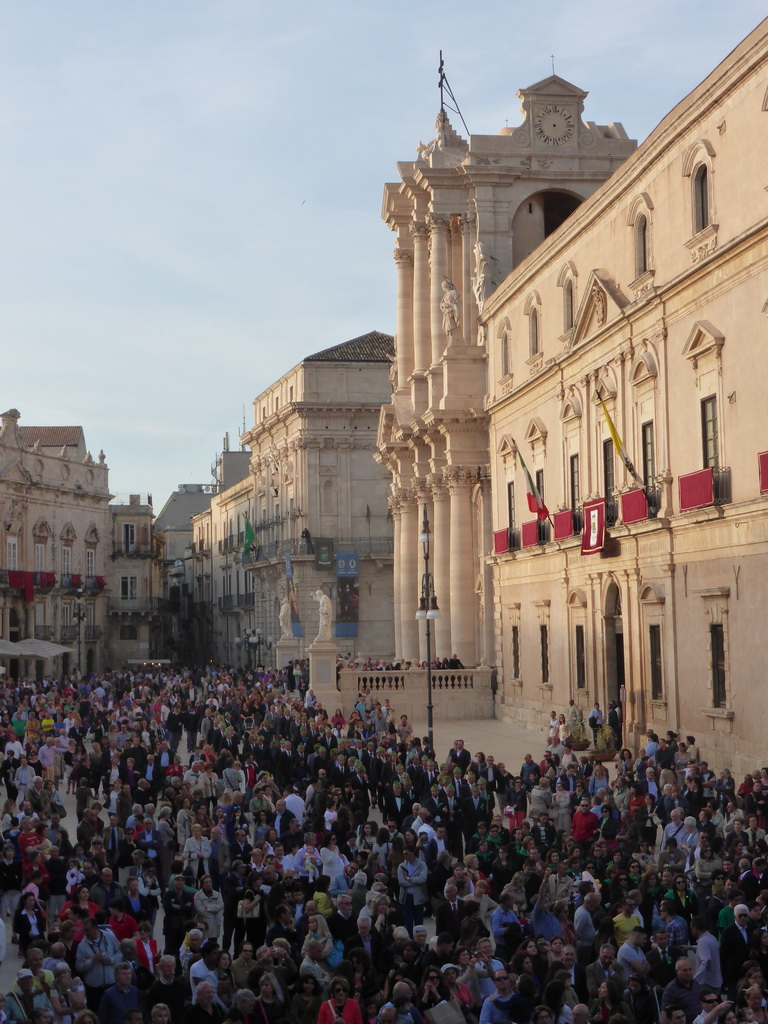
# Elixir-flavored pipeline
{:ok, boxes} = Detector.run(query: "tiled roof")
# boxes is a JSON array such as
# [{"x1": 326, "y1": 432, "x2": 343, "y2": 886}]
[
  {"x1": 20, "y1": 426, "x2": 83, "y2": 447},
  {"x1": 305, "y1": 330, "x2": 394, "y2": 363}
]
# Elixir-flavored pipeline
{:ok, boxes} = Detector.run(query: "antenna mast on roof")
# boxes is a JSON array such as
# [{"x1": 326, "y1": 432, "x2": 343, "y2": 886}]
[{"x1": 438, "y1": 50, "x2": 470, "y2": 137}]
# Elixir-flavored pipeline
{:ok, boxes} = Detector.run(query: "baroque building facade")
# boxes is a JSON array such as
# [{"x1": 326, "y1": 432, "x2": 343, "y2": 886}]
[
  {"x1": 0, "y1": 408, "x2": 110, "y2": 678},
  {"x1": 189, "y1": 331, "x2": 396, "y2": 666},
  {"x1": 377, "y1": 76, "x2": 636, "y2": 668},
  {"x1": 379, "y1": 19, "x2": 768, "y2": 769},
  {"x1": 483, "y1": 20, "x2": 768, "y2": 772}
]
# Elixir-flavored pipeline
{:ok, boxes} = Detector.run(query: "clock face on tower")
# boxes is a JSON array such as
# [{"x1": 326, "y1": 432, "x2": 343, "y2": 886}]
[{"x1": 534, "y1": 104, "x2": 576, "y2": 145}]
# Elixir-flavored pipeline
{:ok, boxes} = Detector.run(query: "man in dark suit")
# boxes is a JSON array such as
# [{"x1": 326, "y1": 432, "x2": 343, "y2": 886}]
[
  {"x1": 646, "y1": 930, "x2": 683, "y2": 988},
  {"x1": 344, "y1": 914, "x2": 383, "y2": 961},
  {"x1": 546, "y1": 944, "x2": 588, "y2": 1003},
  {"x1": 434, "y1": 882, "x2": 467, "y2": 942},
  {"x1": 720, "y1": 903, "x2": 753, "y2": 997},
  {"x1": 446, "y1": 739, "x2": 471, "y2": 775},
  {"x1": 384, "y1": 782, "x2": 409, "y2": 829}
]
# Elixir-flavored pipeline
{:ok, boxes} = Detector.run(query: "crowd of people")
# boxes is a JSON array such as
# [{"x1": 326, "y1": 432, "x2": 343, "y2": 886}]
[{"x1": 0, "y1": 668, "x2": 764, "y2": 1024}]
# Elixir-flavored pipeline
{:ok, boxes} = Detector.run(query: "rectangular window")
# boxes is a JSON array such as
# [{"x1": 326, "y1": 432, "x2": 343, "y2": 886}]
[
  {"x1": 511, "y1": 625, "x2": 520, "y2": 678},
  {"x1": 649, "y1": 624, "x2": 663, "y2": 700},
  {"x1": 34, "y1": 543, "x2": 45, "y2": 572},
  {"x1": 603, "y1": 438, "x2": 615, "y2": 498},
  {"x1": 62, "y1": 604, "x2": 72, "y2": 628},
  {"x1": 507, "y1": 482, "x2": 516, "y2": 530},
  {"x1": 86, "y1": 549, "x2": 95, "y2": 576},
  {"x1": 575, "y1": 625, "x2": 586, "y2": 689},
  {"x1": 540, "y1": 624, "x2": 549, "y2": 683},
  {"x1": 120, "y1": 576, "x2": 138, "y2": 600},
  {"x1": 6, "y1": 537, "x2": 18, "y2": 571},
  {"x1": 86, "y1": 604, "x2": 95, "y2": 627},
  {"x1": 34, "y1": 603, "x2": 45, "y2": 626},
  {"x1": 701, "y1": 395, "x2": 719, "y2": 469},
  {"x1": 569, "y1": 454, "x2": 581, "y2": 510},
  {"x1": 711, "y1": 623, "x2": 726, "y2": 708},
  {"x1": 535, "y1": 469, "x2": 545, "y2": 504},
  {"x1": 641, "y1": 421, "x2": 655, "y2": 485},
  {"x1": 62, "y1": 546, "x2": 72, "y2": 574}
]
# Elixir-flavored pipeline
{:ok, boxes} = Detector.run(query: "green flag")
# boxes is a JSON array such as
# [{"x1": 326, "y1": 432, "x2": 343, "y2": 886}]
[{"x1": 242, "y1": 520, "x2": 255, "y2": 557}]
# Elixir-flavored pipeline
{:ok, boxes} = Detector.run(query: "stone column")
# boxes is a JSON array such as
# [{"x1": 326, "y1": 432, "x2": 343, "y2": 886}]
[
  {"x1": 399, "y1": 495, "x2": 419, "y2": 661},
  {"x1": 428, "y1": 213, "x2": 450, "y2": 366},
  {"x1": 448, "y1": 471, "x2": 477, "y2": 666},
  {"x1": 430, "y1": 480, "x2": 452, "y2": 659},
  {"x1": 393, "y1": 246, "x2": 414, "y2": 387},
  {"x1": 461, "y1": 212, "x2": 476, "y2": 344},
  {"x1": 389, "y1": 500, "x2": 403, "y2": 660},
  {"x1": 410, "y1": 221, "x2": 431, "y2": 373}
]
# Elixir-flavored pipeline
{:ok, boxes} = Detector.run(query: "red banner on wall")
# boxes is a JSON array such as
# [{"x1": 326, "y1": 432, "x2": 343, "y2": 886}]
[{"x1": 581, "y1": 499, "x2": 606, "y2": 555}]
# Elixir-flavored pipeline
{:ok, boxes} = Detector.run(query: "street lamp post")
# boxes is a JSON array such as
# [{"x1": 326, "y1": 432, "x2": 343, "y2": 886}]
[
  {"x1": 73, "y1": 588, "x2": 86, "y2": 677},
  {"x1": 415, "y1": 504, "x2": 440, "y2": 755},
  {"x1": 248, "y1": 627, "x2": 273, "y2": 670}
]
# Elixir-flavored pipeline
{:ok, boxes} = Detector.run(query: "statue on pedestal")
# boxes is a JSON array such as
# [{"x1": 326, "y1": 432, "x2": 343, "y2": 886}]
[
  {"x1": 279, "y1": 596, "x2": 292, "y2": 639},
  {"x1": 313, "y1": 589, "x2": 333, "y2": 641}
]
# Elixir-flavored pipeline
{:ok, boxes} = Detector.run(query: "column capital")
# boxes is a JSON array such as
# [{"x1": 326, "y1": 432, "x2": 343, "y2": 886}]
[
  {"x1": 445, "y1": 467, "x2": 474, "y2": 494},
  {"x1": 393, "y1": 247, "x2": 414, "y2": 267},
  {"x1": 410, "y1": 220, "x2": 429, "y2": 240},
  {"x1": 427, "y1": 212, "x2": 451, "y2": 231},
  {"x1": 461, "y1": 211, "x2": 477, "y2": 231}
]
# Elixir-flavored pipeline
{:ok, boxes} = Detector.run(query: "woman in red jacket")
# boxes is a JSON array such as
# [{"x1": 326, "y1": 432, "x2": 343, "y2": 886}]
[{"x1": 317, "y1": 977, "x2": 363, "y2": 1024}]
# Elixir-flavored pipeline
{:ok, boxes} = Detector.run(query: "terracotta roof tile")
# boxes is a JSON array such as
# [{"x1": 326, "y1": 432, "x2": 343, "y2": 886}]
[{"x1": 305, "y1": 330, "x2": 394, "y2": 363}]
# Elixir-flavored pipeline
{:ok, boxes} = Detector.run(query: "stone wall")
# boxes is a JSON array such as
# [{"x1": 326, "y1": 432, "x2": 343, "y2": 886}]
[{"x1": 337, "y1": 666, "x2": 494, "y2": 721}]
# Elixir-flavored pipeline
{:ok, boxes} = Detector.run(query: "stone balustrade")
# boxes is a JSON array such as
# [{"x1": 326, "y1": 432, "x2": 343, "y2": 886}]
[{"x1": 337, "y1": 666, "x2": 494, "y2": 720}]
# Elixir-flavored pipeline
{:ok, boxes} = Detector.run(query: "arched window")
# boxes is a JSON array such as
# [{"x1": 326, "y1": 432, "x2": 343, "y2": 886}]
[
  {"x1": 694, "y1": 165, "x2": 709, "y2": 232},
  {"x1": 501, "y1": 330, "x2": 510, "y2": 377},
  {"x1": 563, "y1": 279, "x2": 574, "y2": 331},
  {"x1": 635, "y1": 214, "x2": 648, "y2": 277},
  {"x1": 529, "y1": 308, "x2": 539, "y2": 358}
]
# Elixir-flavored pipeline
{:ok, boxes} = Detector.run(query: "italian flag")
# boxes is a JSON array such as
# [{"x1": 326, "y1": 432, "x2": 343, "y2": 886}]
[{"x1": 518, "y1": 450, "x2": 549, "y2": 521}]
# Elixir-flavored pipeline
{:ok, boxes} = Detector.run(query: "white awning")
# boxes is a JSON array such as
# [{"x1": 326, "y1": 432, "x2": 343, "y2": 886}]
[{"x1": 0, "y1": 639, "x2": 74, "y2": 658}]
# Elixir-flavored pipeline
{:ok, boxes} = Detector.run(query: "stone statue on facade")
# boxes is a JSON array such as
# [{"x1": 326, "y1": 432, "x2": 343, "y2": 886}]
[
  {"x1": 472, "y1": 242, "x2": 493, "y2": 313},
  {"x1": 313, "y1": 589, "x2": 333, "y2": 641},
  {"x1": 279, "y1": 596, "x2": 292, "y2": 639},
  {"x1": 440, "y1": 277, "x2": 461, "y2": 335}
]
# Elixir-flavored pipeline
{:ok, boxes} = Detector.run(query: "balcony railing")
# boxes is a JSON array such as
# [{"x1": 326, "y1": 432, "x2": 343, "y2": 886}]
[
  {"x1": 60, "y1": 626, "x2": 78, "y2": 642},
  {"x1": 714, "y1": 467, "x2": 731, "y2": 504},
  {"x1": 237, "y1": 592, "x2": 255, "y2": 607},
  {"x1": 0, "y1": 570, "x2": 7, "y2": 586},
  {"x1": 84, "y1": 625, "x2": 103, "y2": 641},
  {"x1": 605, "y1": 498, "x2": 619, "y2": 527},
  {"x1": 113, "y1": 545, "x2": 153, "y2": 558},
  {"x1": 107, "y1": 597, "x2": 164, "y2": 615},
  {"x1": 679, "y1": 466, "x2": 730, "y2": 512},
  {"x1": 244, "y1": 535, "x2": 394, "y2": 564}
]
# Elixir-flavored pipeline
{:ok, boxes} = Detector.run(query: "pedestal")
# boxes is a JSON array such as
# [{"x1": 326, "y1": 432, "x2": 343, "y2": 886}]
[
  {"x1": 308, "y1": 637, "x2": 340, "y2": 710},
  {"x1": 276, "y1": 637, "x2": 301, "y2": 669}
]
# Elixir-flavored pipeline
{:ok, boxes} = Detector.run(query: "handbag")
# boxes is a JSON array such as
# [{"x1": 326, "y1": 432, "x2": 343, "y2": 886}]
[
  {"x1": 236, "y1": 894, "x2": 261, "y2": 919},
  {"x1": 53, "y1": 802, "x2": 67, "y2": 818},
  {"x1": 425, "y1": 1002, "x2": 466, "y2": 1024},
  {"x1": 326, "y1": 938, "x2": 344, "y2": 969}
]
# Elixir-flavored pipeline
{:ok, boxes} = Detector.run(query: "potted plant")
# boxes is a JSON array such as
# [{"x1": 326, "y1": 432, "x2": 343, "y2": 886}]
[{"x1": 592, "y1": 723, "x2": 618, "y2": 761}]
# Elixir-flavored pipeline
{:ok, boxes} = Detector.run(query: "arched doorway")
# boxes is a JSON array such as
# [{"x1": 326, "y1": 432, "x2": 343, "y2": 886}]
[
  {"x1": 86, "y1": 648, "x2": 95, "y2": 677},
  {"x1": 604, "y1": 581, "x2": 625, "y2": 714}
]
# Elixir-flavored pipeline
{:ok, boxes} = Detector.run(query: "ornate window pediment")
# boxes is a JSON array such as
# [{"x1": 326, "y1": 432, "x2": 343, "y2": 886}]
[
  {"x1": 682, "y1": 320, "x2": 724, "y2": 370},
  {"x1": 32, "y1": 517, "x2": 51, "y2": 539},
  {"x1": 571, "y1": 270, "x2": 629, "y2": 346},
  {"x1": 496, "y1": 434, "x2": 518, "y2": 460},
  {"x1": 85, "y1": 524, "x2": 100, "y2": 545},
  {"x1": 60, "y1": 522, "x2": 77, "y2": 542},
  {"x1": 525, "y1": 417, "x2": 548, "y2": 451}
]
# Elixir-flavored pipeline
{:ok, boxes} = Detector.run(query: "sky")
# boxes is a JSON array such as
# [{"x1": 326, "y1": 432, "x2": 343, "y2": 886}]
[{"x1": 1, "y1": 2, "x2": 765, "y2": 507}]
